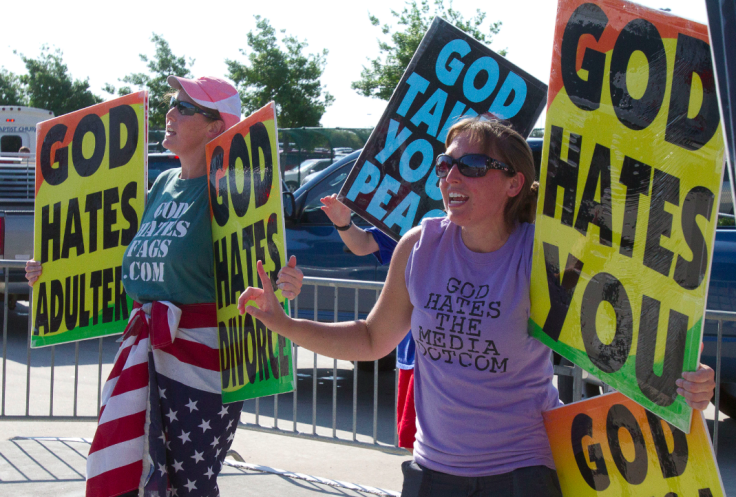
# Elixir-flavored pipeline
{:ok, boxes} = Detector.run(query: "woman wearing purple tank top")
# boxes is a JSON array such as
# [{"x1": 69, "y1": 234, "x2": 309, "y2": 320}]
[{"x1": 236, "y1": 117, "x2": 716, "y2": 497}]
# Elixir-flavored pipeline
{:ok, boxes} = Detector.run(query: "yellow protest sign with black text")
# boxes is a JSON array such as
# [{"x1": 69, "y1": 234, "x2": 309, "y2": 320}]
[
  {"x1": 543, "y1": 392, "x2": 725, "y2": 496},
  {"x1": 529, "y1": 0, "x2": 725, "y2": 432},
  {"x1": 206, "y1": 101, "x2": 294, "y2": 403},
  {"x1": 32, "y1": 92, "x2": 148, "y2": 347}
]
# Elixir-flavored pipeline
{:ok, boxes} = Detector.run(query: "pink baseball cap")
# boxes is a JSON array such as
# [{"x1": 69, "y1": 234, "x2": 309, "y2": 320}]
[{"x1": 167, "y1": 75, "x2": 242, "y2": 130}]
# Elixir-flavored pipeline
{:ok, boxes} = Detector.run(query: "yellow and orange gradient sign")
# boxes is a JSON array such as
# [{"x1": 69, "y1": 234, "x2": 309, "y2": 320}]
[
  {"x1": 32, "y1": 92, "x2": 148, "y2": 347},
  {"x1": 205, "y1": 102, "x2": 294, "y2": 403},
  {"x1": 529, "y1": 0, "x2": 725, "y2": 432},
  {"x1": 543, "y1": 392, "x2": 725, "y2": 496}
]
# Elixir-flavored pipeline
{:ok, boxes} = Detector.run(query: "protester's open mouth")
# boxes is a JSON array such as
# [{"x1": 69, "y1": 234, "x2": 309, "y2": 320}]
[
  {"x1": 165, "y1": 126, "x2": 176, "y2": 137},
  {"x1": 448, "y1": 192, "x2": 469, "y2": 207}
]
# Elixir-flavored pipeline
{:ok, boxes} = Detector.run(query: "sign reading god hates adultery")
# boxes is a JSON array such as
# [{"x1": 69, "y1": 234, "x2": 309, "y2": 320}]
[
  {"x1": 207, "y1": 101, "x2": 294, "y2": 403},
  {"x1": 32, "y1": 92, "x2": 147, "y2": 347},
  {"x1": 529, "y1": 0, "x2": 725, "y2": 432},
  {"x1": 339, "y1": 16, "x2": 547, "y2": 241},
  {"x1": 543, "y1": 392, "x2": 725, "y2": 497}
]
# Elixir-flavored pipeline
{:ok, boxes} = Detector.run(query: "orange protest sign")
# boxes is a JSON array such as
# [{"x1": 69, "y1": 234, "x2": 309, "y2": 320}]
[
  {"x1": 543, "y1": 392, "x2": 725, "y2": 496},
  {"x1": 32, "y1": 92, "x2": 148, "y2": 347},
  {"x1": 206, "y1": 101, "x2": 294, "y2": 402}
]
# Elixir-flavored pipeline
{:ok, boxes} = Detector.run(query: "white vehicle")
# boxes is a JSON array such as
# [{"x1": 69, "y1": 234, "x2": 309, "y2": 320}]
[
  {"x1": 1, "y1": 106, "x2": 54, "y2": 154},
  {"x1": 0, "y1": 106, "x2": 54, "y2": 303}
]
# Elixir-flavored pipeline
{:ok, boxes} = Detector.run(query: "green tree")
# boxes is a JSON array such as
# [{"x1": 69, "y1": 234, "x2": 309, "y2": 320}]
[
  {"x1": 115, "y1": 33, "x2": 195, "y2": 128},
  {"x1": 226, "y1": 16, "x2": 334, "y2": 128},
  {"x1": 353, "y1": 0, "x2": 506, "y2": 100},
  {"x1": 0, "y1": 68, "x2": 27, "y2": 105},
  {"x1": 16, "y1": 46, "x2": 102, "y2": 115}
]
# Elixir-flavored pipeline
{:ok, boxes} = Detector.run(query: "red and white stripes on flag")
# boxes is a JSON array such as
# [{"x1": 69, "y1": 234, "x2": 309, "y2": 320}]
[{"x1": 86, "y1": 302, "x2": 221, "y2": 497}]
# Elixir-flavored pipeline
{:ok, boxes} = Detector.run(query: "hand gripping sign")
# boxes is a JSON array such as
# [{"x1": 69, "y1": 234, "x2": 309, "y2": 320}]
[
  {"x1": 339, "y1": 16, "x2": 548, "y2": 241},
  {"x1": 32, "y1": 92, "x2": 148, "y2": 347},
  {"x1": 206, "y1": 102, "x2": 294, "y2": 403},
  {"x1": 529, "y1": 0, "x2": 725, "y2": 432},
  {"x1": 543, "y1": 392, "x2": 725, "y2": 497}
]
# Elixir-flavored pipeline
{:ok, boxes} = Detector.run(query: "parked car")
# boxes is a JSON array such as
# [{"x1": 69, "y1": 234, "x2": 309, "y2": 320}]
[
  {"x1": 148, "y1": 153, "x2": 183, "y2": 188},
  {"x1": 702, "y1": 225, "x2": 736, "y2": 416},
  {"x1": 284, "y1": 158, "x2": 335, "y2": 191}
]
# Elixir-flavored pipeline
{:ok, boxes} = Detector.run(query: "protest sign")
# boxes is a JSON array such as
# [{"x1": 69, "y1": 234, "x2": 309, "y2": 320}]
[
  {"x1": 32, "y1": 92, "x2": 147, "y2": 347},
  {"x1": 206, "y1": 101, "x2": 294, "y2": 403},
  {"x1": 339, "y1": 16, "x2": 547, "y2": 241},
  {"x1": 529, "y1": 0, "x2": 725, "y2": 432},
  {"x1": 705, "y1": 0, "x2": 736, "y2": 215},
  {"x1": 543, "y1": 392, "x2": 725, "y2": 497}
]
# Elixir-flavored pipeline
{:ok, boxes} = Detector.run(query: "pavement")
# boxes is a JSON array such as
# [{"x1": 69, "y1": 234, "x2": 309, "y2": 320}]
[
  {"x1": 1, "y1": 300, "x2": 735, "y2": 496},
  {"x1": 0, "y1": 300, "x2": 411, "y2": 496},
  {"x1": 0, "y1": 420, "x2": 411, "y2": 496}
]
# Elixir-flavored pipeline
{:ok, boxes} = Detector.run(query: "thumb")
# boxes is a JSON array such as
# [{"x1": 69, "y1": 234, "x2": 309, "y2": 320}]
[
  {"x1": 245, "y1": 305, "x2": 267, "y2": 321},
  {"x1": 287, "y1": 255, "x2": 297, "y2": 268}
]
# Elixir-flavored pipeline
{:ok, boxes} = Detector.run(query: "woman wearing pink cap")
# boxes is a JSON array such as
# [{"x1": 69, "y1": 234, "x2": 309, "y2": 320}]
[{"x1": 26, "y1": 76, "x2": 303, "y2": 497}]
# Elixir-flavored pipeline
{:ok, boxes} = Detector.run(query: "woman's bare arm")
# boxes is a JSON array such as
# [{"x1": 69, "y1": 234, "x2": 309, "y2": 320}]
[
  {"x1": 238, "y1": 227, "x2": 421, "y2": 361},
  {"x1": 320, "y1": 194, "x2": 380, "y2": 256}
]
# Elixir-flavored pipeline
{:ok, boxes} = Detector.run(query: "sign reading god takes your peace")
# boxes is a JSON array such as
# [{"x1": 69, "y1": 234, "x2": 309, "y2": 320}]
[{"x1": 339, "y1": 16, "x2": 547, "y2": 241}]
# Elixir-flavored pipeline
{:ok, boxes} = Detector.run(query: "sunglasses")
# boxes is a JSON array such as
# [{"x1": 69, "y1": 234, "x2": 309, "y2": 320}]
[
  {"x1": 169, "y1": 97, "x2": 219, "y2": 120},
  {"x1": 434, "y1": 153, "x2": 514, "y2": 178}
]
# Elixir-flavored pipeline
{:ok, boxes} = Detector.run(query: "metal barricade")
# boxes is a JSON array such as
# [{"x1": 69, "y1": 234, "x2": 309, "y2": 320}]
[
  {"x1": 0, "y1": 260, "x2": 105, "y2": 421},
  {"x1": 0, "y1": 264, "x2": 732, "y2": 458}
]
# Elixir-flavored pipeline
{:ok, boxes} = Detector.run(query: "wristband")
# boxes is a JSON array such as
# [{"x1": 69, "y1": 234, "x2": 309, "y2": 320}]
[{"x1": 334, "y1": 222, "x2": 352, "y2": 232}]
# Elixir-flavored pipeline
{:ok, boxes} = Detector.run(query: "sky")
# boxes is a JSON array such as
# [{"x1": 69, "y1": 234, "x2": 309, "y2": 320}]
[{"x1": 0, "y1": 0, "x2": 709, "y2": 129}]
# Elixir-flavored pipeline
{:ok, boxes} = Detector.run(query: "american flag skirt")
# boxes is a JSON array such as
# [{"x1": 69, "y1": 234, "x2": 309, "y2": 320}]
[{"x1": 86, "y1": 301, "x2": 243, "y2": 497}]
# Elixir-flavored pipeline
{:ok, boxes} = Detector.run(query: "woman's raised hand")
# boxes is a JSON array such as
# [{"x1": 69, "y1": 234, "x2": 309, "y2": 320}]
[
  {"x1": 25, "y1": 260, "x2": 42, "y2": 286},
  {"x1": 238, "y1": 260, "x2": 291, "y2": 333},
  {"x1": 276, "y1": 255, "x2": 303, "y2": 300},
  {"x1": 320, "y1": 194, "x2": 352, "y2": 226}
]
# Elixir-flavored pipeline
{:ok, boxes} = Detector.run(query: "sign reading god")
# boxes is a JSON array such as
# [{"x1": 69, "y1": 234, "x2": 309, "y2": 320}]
[
  {"x1": 543, "y1": 392, "x2": 725, "y2": 497},
  {"x1": 529, "y1": 0, "x2": 725, "y2": 432},
  {"x1": 339, "y1": 16, "x2": 547, "y2": 241},
  {"x1": 32, "y1": 92, "x2": 147, "y2": 347},
  {"x1": 207, "y1": 101, "x2": 294, "y2": 403}
]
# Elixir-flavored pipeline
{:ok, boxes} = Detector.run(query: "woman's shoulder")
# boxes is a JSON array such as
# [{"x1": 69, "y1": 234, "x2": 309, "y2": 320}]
[{"x1": 148, "y1": 167, "x2": 181, "y2": 198}]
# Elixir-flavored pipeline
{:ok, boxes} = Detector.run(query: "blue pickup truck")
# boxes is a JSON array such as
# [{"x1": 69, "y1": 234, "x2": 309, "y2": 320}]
[{"x1": 284, "y1": 148, "x2": 736, "y2": 414}]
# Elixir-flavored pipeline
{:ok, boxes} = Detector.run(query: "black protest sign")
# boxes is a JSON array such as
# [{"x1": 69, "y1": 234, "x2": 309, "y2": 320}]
[
  {"x1": 338, "y1": 17, "x2": 547, "y2": 241},
  {"x1": 706, "y1": 0, "x2": 736, "y2": 214}
]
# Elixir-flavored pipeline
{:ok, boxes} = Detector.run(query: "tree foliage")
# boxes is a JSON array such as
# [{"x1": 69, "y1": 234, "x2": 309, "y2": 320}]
[
  {"x1": 226, "y1": 16, "x2": 334, "y2": 128},
  {"x1": 115, "y1": 33, "x2": 195, "y2": 128},
  {"x1": 352, "y1": 0, "x2": 506, "y2": 101},
  {"x1": 0, "y1": 68, "x2": 27, "y2": 105},
  {"x1": 14, "y1": 46, "x2": 102, "y2": 115}
]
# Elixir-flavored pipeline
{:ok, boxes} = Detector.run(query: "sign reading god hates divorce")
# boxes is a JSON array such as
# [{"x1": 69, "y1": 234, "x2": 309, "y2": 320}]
[
  {"x1": 543, "y1": 392, "x2": 725, "y2": 497},
  {"x1": 339, "y1": 16, "x2": 548, "y2": 241},
  {"x1": 529, "y1": 0, "x2": 725, "y2": 432},
  {"x1": 206, "y1": 101, "x2": 294, "y2": 403},
  {"x1": 32, "y1": 92, "x2": 147, "y2": 348}
]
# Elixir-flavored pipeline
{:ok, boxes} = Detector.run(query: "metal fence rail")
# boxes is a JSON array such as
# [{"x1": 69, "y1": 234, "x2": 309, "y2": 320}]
[{"x1": 0, "y1": 264, "x2": 732, "y2": 458}]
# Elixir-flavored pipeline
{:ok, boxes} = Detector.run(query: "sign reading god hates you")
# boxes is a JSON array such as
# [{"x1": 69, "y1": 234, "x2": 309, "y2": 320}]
[
  {"x1": 543, "y1": 392, "x2": 725, "y2": 497},
  {"x1": 339, "y1": 16, "x2": 547, "y2": 241},
  {"x1": 529, "y1": 0, "x2": 725, "y2": 432},
  {"x1": 207, "y1": 101, "x2": 294, "y2": 403},
  {"x1": 32, "y1": 92, "x2": 147, "y2": 348}
]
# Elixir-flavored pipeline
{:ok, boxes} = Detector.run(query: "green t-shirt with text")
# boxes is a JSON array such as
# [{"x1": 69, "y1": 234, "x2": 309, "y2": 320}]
[{"x1": 122, "y1": 168, "x2": 215, "y2": 305}]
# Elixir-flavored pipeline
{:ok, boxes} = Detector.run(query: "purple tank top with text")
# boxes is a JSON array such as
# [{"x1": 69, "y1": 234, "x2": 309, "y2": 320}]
[{"x1": 405, "y1": 217, "x2": 559, "y2": 477}]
